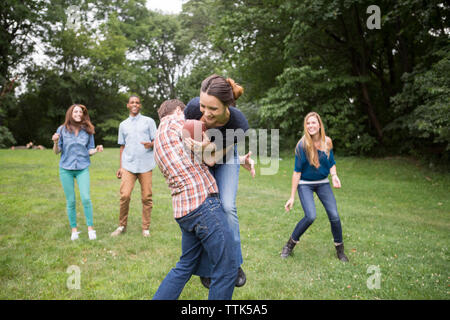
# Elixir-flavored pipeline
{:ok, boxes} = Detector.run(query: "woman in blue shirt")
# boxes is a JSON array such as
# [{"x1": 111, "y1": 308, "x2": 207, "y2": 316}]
[
  {"x1": 282, "y1": 112, "x2": 349, "y2": 262},
  {"x1": 184, "y1": 74, "x2": 255, "y2": 289},
  {"x1": 52, "y1": 104, "x2": 103, "y2": 241}
]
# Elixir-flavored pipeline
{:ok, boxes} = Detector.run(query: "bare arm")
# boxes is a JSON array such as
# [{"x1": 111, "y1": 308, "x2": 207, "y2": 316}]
[
  {"x1": 52, "y1": 133, "x2": 60, "y2": 154},
  {"x1": 184, "y1": 133, "x2": 234, "y2": 167},
  {"x1": 116, "y1": 145, "x2": 125, "y2": 179},
  {"x1": 203, "y1": 143, "x2": 234, "y2": 167},
  {"x1": 326, "y1": 137, "x2": 341, "y2": 188},
  {"x1": 330, "y1": 164, "x2": 341, "y2": 188},
  {"x1": 89, "y1": 145, "x2": 103, "y2": 156},
  {"x1": 284, "y1": 171, "x2": 301, "y2": 212}
]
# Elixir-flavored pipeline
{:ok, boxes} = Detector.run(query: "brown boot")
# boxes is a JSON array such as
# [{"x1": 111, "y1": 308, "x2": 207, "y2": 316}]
[
  {"x1": 335, "y1": 243, "x2": 349, "y2": 262},
  {"x1": 281, "y1": 237, "x2": 297, "y2": 258}
]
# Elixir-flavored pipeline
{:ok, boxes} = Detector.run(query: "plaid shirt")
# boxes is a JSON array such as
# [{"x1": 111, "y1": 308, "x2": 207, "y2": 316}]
[{"x1": 154, "y1": 113, "x2": 218, "y2": 219}]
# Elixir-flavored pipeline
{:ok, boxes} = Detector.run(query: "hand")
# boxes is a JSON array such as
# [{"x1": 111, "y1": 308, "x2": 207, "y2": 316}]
[
  {"x1": 183, "y1": 132, "x2": 211, "y2": 153},
  {"x1": 96, "y1": 145, "x2": 104, "y2": 153},
  {"x1": 141, "y1": 141, "x2": 153, "y2": 149},
  {"x1": 52, "y1": 133, "x2": 60, "y2": 143},
  {"x1": 332, "y1": 175, "x2": 341, "y2": 188},
  {"x1": 284, "y1": 197, "x2": 294, "y2": 212},
  {"x1": 116, "y1": 168, "x2": 123, "y2": 179},
  {"x1": 240, "y1": 151, "x2": 255, "y2": 178}
]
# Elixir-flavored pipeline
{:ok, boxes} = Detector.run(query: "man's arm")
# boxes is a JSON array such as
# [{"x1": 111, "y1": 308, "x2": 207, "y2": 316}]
[{"x1": 116, "y1": 145, "x2": 125, "y2": 179}]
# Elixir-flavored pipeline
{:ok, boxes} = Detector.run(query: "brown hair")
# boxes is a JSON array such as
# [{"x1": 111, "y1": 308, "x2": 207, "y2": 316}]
[
  {"x1": 157, "y1": 99, "x2": 186, "y2": 120},
  {"x1": 62, "y1": 104, "x2": 95, "y2": 135},
  {"x1": 200, "y1": 74, "x2": 244, "y2": 106}
]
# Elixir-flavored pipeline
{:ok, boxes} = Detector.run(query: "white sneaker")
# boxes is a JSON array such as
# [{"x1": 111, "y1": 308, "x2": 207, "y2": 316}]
[
  {"x1": 88, "y1": 230, "x2": 97, "y2": 240},
  {"x1": 111, "y1": 226, "x2": 125, "y2": 237},
  {"x1": 142, "y1": 230, "x2": 150, "y2": 237},
  {"x1": 71, "y1": 232, "x2": 81, "y2": 241}
]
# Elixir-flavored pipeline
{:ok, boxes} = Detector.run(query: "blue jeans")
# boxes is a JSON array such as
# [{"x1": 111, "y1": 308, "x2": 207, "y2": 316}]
[
  {"x1": 153, "y1": 196, "x2": 238, "y2": 300},
  {"x1": 291, "y1": 183, "x2": 343, "y2": 243},
  {"x1": 194, "y1": 146, "x2": 243, "y2": 277}
]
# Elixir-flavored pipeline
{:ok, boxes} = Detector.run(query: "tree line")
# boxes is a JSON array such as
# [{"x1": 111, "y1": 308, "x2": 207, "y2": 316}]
[{"x1": 1, "y1": 0, "x2": 448, "y2": 164}]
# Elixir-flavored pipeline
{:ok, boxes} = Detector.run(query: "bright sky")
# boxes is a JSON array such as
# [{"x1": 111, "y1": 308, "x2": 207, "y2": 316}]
[{"x1": 146, "y1": 0, "x2": 183, "y2": 14}]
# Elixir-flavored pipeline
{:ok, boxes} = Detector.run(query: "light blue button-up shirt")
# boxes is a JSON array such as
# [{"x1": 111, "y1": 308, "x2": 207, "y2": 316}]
[
  {"x1": 57, "y1": 125, "x2": 95, "y2": 170},
  {"x1": 118, "y1": 113, "x2": 157, "y2": 173}
]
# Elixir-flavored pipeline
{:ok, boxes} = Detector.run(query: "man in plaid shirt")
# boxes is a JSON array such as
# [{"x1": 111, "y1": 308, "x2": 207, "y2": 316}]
[{"x1": 152, "y1": 99, "x2": 238, "y2": 300}]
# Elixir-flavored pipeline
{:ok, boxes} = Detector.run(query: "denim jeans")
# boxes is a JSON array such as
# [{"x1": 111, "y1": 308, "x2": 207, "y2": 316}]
[
  {"x1": 153, "y1": 196, "x2": 238, "y2": 300},
  {"x1": 59, "y1": 167, "x2": 93, "y2": 228},
  {"x1": 193, "y1": 146, "x2": 243, "y2": 277},
  {"x1": 291, "y1": 182, "x2": 343, "y2": 243}
]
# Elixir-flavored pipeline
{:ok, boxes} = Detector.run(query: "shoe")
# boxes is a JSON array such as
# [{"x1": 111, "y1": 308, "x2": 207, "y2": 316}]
[
  {"x1": 142, "y1": 230, "x2": 150, "y2": 237},
  {"x1": 71, "y1": 231, "x2": 81, "y2": 241},
  {"x1": 335, "y1": 243, "x2": 349, "y2": 262},
  {"x1": 281, "y1": 237, "x2": 297, "y2": 258},
  {"x1": 88, "y1": 230, "x2": 97, "y2": 240},
  {"x1": 235, "y1": 267, "x2": 246, "y2": 287},
  {"x1": 111, "y1": 226, "x2": 126, "y2": 237},
  {"x1": 200, "y1": 276, "x2": 211, "y2": 289}
]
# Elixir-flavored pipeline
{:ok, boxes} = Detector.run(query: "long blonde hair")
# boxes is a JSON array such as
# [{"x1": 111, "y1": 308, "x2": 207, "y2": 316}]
[{"x1": 295, "y1": 112, "x2": 330, "y2": 169}]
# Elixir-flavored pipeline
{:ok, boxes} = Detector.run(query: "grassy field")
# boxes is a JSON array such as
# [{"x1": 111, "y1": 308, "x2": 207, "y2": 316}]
[{"x1": 0, "y1": 149, "x2": 448, "y2": 300}]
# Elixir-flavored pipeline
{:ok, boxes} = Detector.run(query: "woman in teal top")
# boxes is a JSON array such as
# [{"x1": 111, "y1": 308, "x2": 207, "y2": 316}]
[
  {"x1": 282, "y1": 112, "x2": 349, "y2": 262},
  {"x1": 52, "y1": 104, "x2": 103, "y2": 241}
]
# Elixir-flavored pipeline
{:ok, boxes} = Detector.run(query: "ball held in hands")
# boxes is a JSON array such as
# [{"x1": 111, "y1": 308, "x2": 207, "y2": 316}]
[{"x1": 182, "y1": 120, "x2": 206, "y2": 142}]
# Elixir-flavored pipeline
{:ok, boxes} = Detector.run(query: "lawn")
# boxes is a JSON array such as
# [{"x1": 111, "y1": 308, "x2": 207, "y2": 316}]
[{"x1": 0, "y1": 149, "x2": 448, "y2": 299}]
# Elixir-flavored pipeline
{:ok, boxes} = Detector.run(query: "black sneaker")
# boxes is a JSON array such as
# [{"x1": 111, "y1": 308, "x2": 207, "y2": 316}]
[
  {"x1": 235, "y1": 267, "x2": 246, "y2": 287},
  {"x1": 200, "y1": 276, "x2": 211, "y2": 289}
]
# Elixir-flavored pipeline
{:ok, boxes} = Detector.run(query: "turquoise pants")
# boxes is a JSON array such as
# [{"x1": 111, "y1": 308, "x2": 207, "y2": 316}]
[{"x1": 59, "y1": 167, "x2": 94, "y2": 228}]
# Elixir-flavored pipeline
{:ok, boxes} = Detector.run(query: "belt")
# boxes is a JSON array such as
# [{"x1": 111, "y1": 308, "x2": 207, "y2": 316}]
[{"x1": 208, "y1": 193, "x2": 219, "y2": 198}]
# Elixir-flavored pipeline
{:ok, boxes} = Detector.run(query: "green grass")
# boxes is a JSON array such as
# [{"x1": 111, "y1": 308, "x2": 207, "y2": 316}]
[{"x1": 0, "y1": 149, "x2": 448, "y2": 299}]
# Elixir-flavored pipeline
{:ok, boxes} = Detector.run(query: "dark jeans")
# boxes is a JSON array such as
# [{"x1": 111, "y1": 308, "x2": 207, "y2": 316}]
[
  {"x1": 291, "y1": 183, "x2": 343, "y2": 243},
  {"x1": 194, "y1": 146, "x2": 243, "y2": 277},
  {"x1": 153, "y1": 196, "x2": 238, "y2": 300}
]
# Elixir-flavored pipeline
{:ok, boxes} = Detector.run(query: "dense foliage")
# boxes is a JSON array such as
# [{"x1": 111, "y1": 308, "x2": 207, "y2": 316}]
[{"x1": 0, "y1": 0, "x2": 448, "y2": 163}]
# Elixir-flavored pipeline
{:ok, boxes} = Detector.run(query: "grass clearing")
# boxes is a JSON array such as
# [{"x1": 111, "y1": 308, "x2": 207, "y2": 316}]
[{"x1": 0, "y1": 149, "x2": 448, "y2": 299}]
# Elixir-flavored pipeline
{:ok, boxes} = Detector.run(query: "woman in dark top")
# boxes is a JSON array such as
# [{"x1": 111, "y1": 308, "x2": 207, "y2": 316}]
[
  {"x1": 282, "y1": 112, "x2": 349, "y2": 262},
  {"x1": 184, "y1": 74, "x2": 255, "y2": 289}
]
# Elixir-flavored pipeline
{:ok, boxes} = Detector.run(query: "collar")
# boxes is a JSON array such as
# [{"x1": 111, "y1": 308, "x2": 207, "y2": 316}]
[{"x1": 129, "y1": 113, "x2": 141, "y2": 121}]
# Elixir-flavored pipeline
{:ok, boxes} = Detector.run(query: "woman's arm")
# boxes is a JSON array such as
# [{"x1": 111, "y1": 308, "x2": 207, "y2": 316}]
[
  {"x1": 330, "y1": 164, "x2": 341, "y2": 188},
  {"x1": 184, "y1": 133, "x2": 234, "y2": 167},
  {"x1": 284, "y1": 171, "x2": 301, "y2": 212},
  {"x1": 89, "y1": 145, "x2": 103, "y2": 156},
  {"x1": 326, "y1": 137, "x2": 340, "y2": 188},
  {"x1": 203, "y1": 144, "x2": 234, "y2": 167},
  {"x1": 239, "y1": 152, "x2": 255, "y2": 178},
  {"x1": 52, "y1": 133, "x2": 60, "y2": 154}
]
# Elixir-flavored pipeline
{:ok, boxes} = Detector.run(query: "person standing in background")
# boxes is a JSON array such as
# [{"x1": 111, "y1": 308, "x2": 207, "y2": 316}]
[
  {"x1": 52, "y1": 104, "x2": 103, "y2": 241},
  {"x1": 111, "y1": 95, "x2": 157, "y2": 238},
  {"x1": 282, "y1": 111, "x2": 349, "y2": 262}
]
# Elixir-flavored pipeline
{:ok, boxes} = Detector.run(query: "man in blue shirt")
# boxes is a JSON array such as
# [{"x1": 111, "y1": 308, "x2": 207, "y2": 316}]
[{"x1": 111, "y1": 95, "x2": 157, "y2": 238}]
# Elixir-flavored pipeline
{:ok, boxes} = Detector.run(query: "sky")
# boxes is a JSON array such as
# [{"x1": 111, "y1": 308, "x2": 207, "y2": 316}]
[{"x1": 146, "y1": 0, "x2": 184, "y2": 14}]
